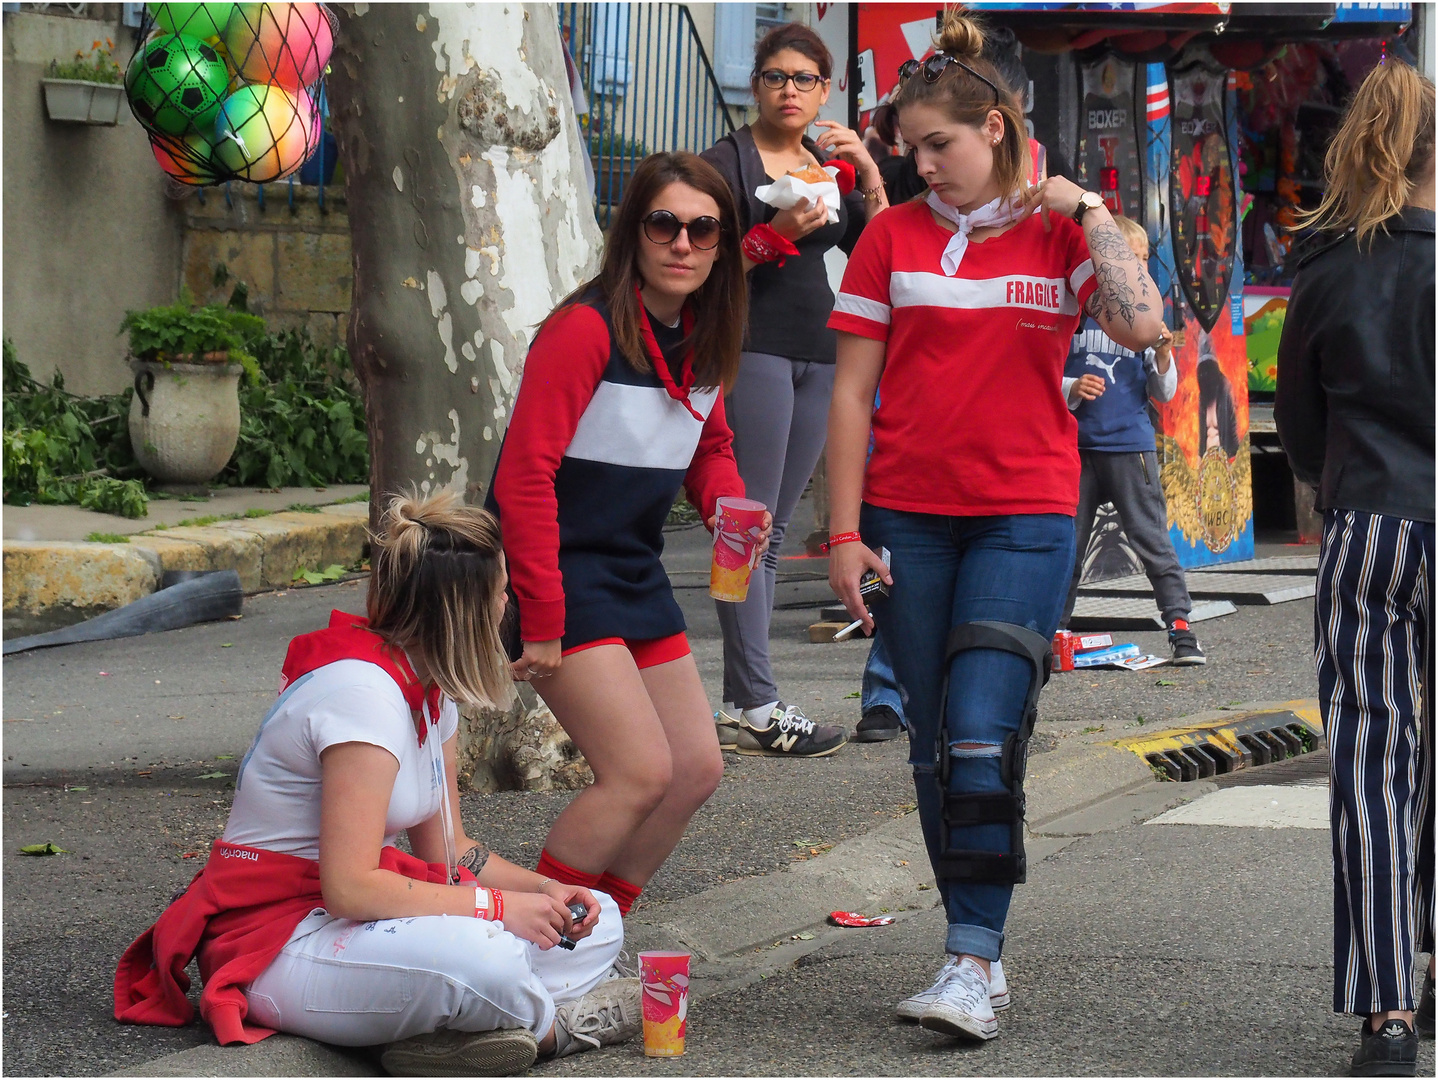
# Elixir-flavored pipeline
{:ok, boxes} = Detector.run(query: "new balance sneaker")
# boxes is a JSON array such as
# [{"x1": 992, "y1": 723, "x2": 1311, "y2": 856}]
[
  {"x1": 917, "y1": 956, "x2": 998, "y2": 1040},
  {"x1": 734, "y1": 702, "x2": 847, "y2": 757},
  {"x1": 1417, "y1": 971, "x2": 1434, "y2": 1038},
  {"x1": 1168, "y1": 620, "x2": 1207, "y2": 666},
  {"x1": 1351, "y1": 1018, "x2": 1417, "y2": 1076},
  {"x1": 380, "y1": 1027, "x2": 538, "y2": 1077},
  {"x1": 896, "y1": 957, "x2": 1009, "y2": 1020},
  {"x1": 715, "y1": 706, "x2": 741, "y2": 752},
  {"x1": 549, "y1": 978, "x2": 642, "y2": 1058},
  {"x1": 855, "y1": 704, "x2": 903, "y2": 742}
]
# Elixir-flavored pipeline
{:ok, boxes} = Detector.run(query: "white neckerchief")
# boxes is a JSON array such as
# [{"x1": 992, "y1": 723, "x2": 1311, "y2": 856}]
[{"x1": 926, "y1": 190, "x2": 1025, "y2": 276}]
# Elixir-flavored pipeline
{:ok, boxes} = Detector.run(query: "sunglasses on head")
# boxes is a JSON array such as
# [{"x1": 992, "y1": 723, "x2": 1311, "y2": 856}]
[
  {"x1": 897, "y1": 54, "x2": 1001, "y2": 105},
  {"x1": 759, "y1": 69, "x2": 824, "y2": 91},
  {"x1": 642, "y1": 209, "x2": 722, "y2": 250}
]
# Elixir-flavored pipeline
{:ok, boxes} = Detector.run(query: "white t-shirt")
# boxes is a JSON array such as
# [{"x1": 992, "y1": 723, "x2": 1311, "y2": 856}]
[{"x1": 222, "y1": 659, "x2": 460, "y2": 860}]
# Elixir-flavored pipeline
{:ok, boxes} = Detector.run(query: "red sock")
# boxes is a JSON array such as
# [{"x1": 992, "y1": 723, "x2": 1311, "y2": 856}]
[
  {"x1": 536, "y1": 850, "x2": 602, "y2": 890},
  {"x1": 597, "y1": 871, "x2": 642, "y2": 916}
]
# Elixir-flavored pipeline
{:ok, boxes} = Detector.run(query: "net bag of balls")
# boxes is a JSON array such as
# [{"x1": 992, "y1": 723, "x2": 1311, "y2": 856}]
[{"x1": 127, "y1": 3, "x2": 334, "y2": 186}]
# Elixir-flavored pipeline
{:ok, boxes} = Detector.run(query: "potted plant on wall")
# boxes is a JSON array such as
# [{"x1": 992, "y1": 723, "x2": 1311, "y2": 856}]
[
  {"x1": 43, "y1": 38, "x2": 126, "y2": 126},
  {"x1": 120, "y1": 294, "x2": 264, "y2": 490}
]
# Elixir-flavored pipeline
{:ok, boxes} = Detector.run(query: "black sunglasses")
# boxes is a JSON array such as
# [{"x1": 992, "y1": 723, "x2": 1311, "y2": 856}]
[
  {"x1": 759, "y1": 69, "x2": 824, "y2": 92},
  {"x1": 642, "y1": 210, "x2": 722, "y2": 250},
  {"x1": 897, "y1": 54, "x2": 1001, "y2": 105}
]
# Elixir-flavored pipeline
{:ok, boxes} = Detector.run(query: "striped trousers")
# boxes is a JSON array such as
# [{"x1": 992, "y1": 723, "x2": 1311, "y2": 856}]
[{"x1": 1316, "y1": 508, "x2": 1434, "y2": 1016}]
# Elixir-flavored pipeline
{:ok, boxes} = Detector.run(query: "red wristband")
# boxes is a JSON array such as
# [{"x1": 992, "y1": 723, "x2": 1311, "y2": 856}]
[
  {"x1": 491, "y1": 888, "x2": 504, "y2": 923},
  {"x1": 822, "y1": 531, "x2": 862, "y2": 553},
  {"x1": 741, "y1": 223, "x2": 801, "y2": 267}
]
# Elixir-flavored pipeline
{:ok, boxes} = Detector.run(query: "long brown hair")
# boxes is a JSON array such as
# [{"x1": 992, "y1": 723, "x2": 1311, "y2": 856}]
[
  {"x1": 1296, "y1": 58, "x2": 1435, "y2": 246},
  {"x1": 367, "y1": 489, "x2": 513, "y2": 711},
  {"x1": 890, "y1": 9, "x2": 1031, "y2": 199},
  {"x1": 553, "y1": 152, "x2": 746, "y2": 391}
]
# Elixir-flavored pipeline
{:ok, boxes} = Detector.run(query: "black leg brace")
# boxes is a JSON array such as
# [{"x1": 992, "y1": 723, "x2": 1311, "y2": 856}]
[{"x1": 933, "y1": 621, "x2": 1051, "y2": 886}]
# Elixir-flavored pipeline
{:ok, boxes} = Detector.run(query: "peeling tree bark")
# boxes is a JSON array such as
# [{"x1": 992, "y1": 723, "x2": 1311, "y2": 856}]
[{"x1": 328, "y1": 2, "x2": 600, "y2": 792}]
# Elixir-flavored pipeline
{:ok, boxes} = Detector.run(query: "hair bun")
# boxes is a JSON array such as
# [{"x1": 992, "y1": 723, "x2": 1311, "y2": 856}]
[{"x1": 935, "y1": 11, "x2": 985, "y2": 61}]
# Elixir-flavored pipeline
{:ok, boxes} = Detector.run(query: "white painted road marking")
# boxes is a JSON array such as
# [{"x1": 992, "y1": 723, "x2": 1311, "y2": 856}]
[{"x1": 1147, "y1": 784, "x2": 1328, "y2": 829}]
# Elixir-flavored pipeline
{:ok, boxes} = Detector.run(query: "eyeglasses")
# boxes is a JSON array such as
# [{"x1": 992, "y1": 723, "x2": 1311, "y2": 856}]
[
  {"x1": 642, "y1": 210, "x2": 722, "y2": 250},
  {"x1": 897, "y1": 54, "x2": 1001, "y2": 105},
  {"x1": 758, "y1": 69, "x2": 824, "y2": 92}
]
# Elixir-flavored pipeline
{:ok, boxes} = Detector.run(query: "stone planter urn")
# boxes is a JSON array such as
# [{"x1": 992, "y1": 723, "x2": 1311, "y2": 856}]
[{"x1": 128, "y1": 356, "x2": 243, "y2": 486}]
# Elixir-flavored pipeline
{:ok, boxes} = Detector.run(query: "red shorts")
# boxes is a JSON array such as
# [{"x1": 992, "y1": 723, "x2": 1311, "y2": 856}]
[{"x1": 561, "y1": 632, "x2": 691, "y2": 669}]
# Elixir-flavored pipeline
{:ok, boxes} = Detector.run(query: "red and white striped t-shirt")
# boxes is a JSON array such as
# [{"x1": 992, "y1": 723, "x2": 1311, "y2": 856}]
[{"x1": 828, "y1": 200, "x2": 1098, "y2": 517}]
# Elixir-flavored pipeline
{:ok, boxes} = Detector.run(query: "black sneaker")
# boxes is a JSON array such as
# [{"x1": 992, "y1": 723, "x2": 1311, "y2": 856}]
[
  {"x1": 736, "y1": 703, "x2": 847, "y2": 757},
  {"x1": 1168, "y1": 620, "x2": 1207, "y2": 666},
  {"x1": 1351, "y1": 1018, "x2": 1417, "y2": 1076},
  {"x1": 1417, "y1": 971, "x2": 1434, "y2": 1038},
  {"x1": 855, "y1": 704, "x2": 903, "y2": 742}
]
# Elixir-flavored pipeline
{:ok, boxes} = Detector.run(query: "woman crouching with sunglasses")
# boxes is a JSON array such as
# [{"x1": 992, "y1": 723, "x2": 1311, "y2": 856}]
[
  {"x1": 488, "y1": 152, "x2": 765, "y2": 922},
  {"x1": 116, "y1": 491, "x2": 638, "y2": 1077},
  {"x1": 826, "y1": 12, "x2": 1163, "y2": 1045}
]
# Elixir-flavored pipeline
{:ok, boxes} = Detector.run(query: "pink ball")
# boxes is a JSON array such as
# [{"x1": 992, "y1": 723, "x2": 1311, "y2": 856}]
[{"x1": 224, "y1": 2, "x2": 333, "y2": 93}]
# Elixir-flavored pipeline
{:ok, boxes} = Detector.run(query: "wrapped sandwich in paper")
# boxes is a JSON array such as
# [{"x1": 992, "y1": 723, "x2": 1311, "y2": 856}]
[{"x1": 754, "y1": 160, "x2": 856, "y2": 225}]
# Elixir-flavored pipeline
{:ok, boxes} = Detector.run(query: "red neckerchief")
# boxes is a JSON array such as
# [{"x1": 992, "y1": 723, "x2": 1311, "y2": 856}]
[
  {"x1": 635, "y1": 284, "x2": 703, "y2": 422},
  {"x1": 280, "y1": 611, "x2": 442, "y2": 747}
]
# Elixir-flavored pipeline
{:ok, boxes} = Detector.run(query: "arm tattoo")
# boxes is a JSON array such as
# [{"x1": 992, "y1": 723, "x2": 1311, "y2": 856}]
[
  {"x1": 1085, "y1": 221, "x2": 1136, "y2": 263},
  {"x1": 1093, "y1": 263, "x2": 1138, "y2": 327},
  {"x1": 457, "y1": 843, "x2": 491, "y2": 875}
]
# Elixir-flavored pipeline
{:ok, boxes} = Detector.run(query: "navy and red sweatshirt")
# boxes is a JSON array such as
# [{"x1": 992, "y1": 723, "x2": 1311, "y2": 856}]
[{"x1": 488, "y1": 291, "x2": 743, "y2": 648}]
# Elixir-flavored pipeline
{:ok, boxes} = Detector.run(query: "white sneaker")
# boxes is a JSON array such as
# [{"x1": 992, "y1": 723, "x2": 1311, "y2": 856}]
[
  {"x1": 895, "y1": 957, "x2": 1009, "y2": 1020},
  {"x1": 716, "y1": 705, "x2": 740, "y2": 751},
  {"x1": 381, "y1": 1027, "x2": 538, "y2": 1076},
  {"x1": 917, "y1": 957, "x2": 998, "y2": 1040},
  {"x1": 550, "y1": 978, "x2": 642, "y2": 1057}
]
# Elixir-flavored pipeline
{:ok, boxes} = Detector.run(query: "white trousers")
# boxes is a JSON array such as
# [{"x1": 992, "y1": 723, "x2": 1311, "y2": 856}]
[{"x1": 243, "y1": 892, "x2": 623, "y2": 1047}]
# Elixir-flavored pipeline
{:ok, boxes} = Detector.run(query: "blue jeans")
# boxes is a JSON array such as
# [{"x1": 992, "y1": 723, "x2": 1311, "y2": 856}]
[
  {"x1": 861, "y1": 629, "x2": 905, "y2": 722},
  {"x1": 861, "y1": 504, "x2": 1075, "y2": 961}
]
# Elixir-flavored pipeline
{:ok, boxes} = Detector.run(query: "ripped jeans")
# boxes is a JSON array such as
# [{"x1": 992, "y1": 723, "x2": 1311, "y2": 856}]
[{"x1": 860, "y1": 505, "x2": 1074, "y2": 961}]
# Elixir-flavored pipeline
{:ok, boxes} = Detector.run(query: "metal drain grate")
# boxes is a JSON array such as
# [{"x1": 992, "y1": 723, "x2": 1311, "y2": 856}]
[{"x1": 1113, "y1": 706, "x2": 1324, "y2": 782}]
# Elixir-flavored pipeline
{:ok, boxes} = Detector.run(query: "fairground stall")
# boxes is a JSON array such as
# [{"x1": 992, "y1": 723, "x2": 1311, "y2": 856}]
[{"x1": 849, "y1": 2, "x2": 1417, "y2": 592}]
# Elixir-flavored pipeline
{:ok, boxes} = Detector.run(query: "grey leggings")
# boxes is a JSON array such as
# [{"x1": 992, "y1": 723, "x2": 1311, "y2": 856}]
[{"x1": 716, "y1": 352, "x2": 836, "y2": 709}]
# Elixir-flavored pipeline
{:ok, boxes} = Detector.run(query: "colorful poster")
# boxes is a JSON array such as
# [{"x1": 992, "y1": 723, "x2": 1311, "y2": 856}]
[
  {"x1": 1242, "y1": 287, "x2": 1289, "y2": 393},
  {"x1": 1075, "y1": 55, "x2": 1144, "y2": 222},
  {"x1": 1169, "y1": 58, "x2": 1236, "y2": 333}
]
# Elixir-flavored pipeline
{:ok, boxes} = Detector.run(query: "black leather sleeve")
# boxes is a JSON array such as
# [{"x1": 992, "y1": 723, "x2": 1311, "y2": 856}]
[{"x1": 1274, "y1": 268, "x2": 1329, "y2": 489}]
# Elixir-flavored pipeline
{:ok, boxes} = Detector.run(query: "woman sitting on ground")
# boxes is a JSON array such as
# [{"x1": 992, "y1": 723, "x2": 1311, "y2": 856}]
[{"x1": 116, "y1": 490, "x2": 639, "y2": 1077}]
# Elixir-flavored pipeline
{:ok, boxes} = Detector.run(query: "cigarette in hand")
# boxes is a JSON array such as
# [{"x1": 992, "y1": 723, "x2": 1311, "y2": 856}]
[{"x1": 832, "y1": 618, "x2": 867, "y2": 641}]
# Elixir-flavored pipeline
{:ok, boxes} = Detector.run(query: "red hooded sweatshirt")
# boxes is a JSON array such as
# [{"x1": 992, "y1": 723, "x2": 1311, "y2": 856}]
[{"x1": 113, "y1": 612, "x2": 472, "y2": 1044}]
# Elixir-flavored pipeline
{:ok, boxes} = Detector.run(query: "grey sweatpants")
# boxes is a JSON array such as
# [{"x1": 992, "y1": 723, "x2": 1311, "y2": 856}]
[
  {"x1": 715, "y1": 351, "x2": 835, "y2": 709},
  {"x1": 1062, "y1": 448, "x2": 1193, "y2": 628}
]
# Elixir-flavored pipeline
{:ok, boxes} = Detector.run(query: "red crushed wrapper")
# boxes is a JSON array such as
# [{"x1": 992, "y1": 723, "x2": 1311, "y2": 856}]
[
  {"x1": 828, "y1": 911, "x2": 895, "y2": 928},
  {"x1": 825, "y1": 159, "x2": 857, "y2": 195}
]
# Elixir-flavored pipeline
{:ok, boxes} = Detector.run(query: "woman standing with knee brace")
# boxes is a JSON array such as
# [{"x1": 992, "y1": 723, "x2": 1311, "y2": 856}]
[
  {"x1": 826, "y1": 12, "x2": 1162, "y2": 1043},
  {"x1": 116, "y1": 490, "x2": 637, "y2": 1076},
  {"x1": 490, "y1": 153, "x2": 763, "y2": 922},
  {"x1": 701, "y1": 22, "x2": 887, "y2": 758}
]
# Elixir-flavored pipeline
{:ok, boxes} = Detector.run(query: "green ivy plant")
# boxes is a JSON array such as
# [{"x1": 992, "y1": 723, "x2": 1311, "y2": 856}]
[
  {"x1": 2, "y1": 340, "x2": 149, "y2": 517},
  {"x1": 119, "y1": 289, "x2": 265, "y2": 383}
]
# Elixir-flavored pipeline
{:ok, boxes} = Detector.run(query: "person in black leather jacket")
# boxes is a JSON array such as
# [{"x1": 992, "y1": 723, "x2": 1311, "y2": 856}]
[{"x1": 1274, "y1": 58, "x2": 1434, "y2": 1077}]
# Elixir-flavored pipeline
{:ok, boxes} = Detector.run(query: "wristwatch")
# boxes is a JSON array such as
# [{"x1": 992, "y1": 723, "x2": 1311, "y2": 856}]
[{"x1": 1073, "y1": 191, "x2": 1104, "y2": 226}]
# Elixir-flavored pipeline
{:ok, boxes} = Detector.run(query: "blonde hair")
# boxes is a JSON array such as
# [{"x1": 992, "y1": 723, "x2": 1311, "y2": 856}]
[
  {"x1": 367, "y1": 488, "x2": 514, "y2": 711},
  {"x1": 1111, "y1": 214, "x2": 1148, "y2": 252},
  {"x1": 890, "y1": 8, "x2": 1032, "y2": 199},
  {"x1": 1295, "y1": 58, "x2": 1435, "y2": 246}
]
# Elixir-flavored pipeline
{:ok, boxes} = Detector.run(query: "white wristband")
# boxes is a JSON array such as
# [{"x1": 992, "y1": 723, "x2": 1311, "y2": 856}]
[{"x1": 474, "y1": 885, "x2": 492, "y2": 919}]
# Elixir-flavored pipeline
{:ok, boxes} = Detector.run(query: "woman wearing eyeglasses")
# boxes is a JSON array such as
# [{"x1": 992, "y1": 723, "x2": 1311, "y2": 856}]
[
  {"x1": 826, "y1": 12, "x2": 1163, "y2": 1043},
  {"x1": 488, "y1": 152, "x2": 768, "y2": 921},
  {"x1": 701, "y1": 22, "x2": 887, "y2": 759}
]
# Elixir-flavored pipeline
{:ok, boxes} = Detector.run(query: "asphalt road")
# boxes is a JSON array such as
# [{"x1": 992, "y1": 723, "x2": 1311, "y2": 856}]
[{"x1": 2, "y1": 515, "x2": 1340, "y2": 1075}]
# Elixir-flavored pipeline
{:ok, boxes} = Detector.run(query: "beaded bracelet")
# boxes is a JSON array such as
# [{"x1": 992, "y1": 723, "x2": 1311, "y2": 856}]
[
  {"x1": 821, "y1": 531, "x2": 863, "y2": 553},
  {"x1": 741, "y1": 223, "x2": 801, "y2": 267}
]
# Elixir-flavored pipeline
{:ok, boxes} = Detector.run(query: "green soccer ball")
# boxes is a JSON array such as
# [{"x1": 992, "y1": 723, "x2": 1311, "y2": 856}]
[
  {"x1": 148, "y1": 2, "x2": 236, "y2": 40},
  {"x1": 125, "y1": 32, "x2": 231, "y2": 138}
]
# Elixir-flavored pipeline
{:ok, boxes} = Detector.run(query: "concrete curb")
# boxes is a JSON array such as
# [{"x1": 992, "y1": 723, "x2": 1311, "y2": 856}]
[{"x1": 3, "y1": 502, "x2": 368, "y2": 633}]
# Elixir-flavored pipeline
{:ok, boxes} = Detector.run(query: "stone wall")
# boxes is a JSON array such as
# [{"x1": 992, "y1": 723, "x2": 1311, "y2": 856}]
[{"x1": 179, "y1": 181, "x2": 351, "y2": 350}]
